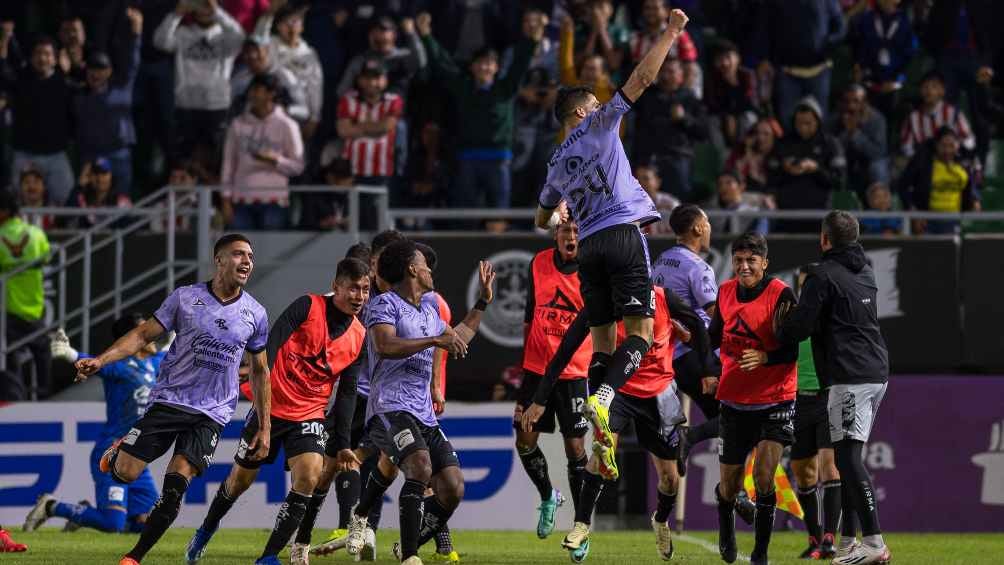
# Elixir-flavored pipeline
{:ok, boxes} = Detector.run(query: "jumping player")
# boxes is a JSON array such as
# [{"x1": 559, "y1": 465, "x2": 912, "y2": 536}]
[
  {"x1": 184, "y1": 257, "x2": 370, "y2": 565},
  {"x1": 344, "y1": 240, "x2": 493, "y2": 565},
  {"x1": 535, "y1": 8, "x2": 690, "y2": 476},
  {"x1": 74, "y1": 234, "x2": 271, "y2": 565},
  {"x1": 709, "y1": 233, "x2": 797, "y2": 565},
  {"x1": 24, "y1": 314, "x2": 164, "y2": 535},
  {"x1": 514, "y1": 218, "x2": 591, "y2": 539}
]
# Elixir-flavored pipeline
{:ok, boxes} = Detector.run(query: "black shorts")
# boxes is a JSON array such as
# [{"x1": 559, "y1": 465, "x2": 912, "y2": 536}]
[
  {"x1": 791, "y1": 391, "x2": 831, "y2": 460},
  {"x1": 718, "y1": 401, "x2": 795, "y2": 465},
  {"x1": 609, "y1": 385, "x2": 684, "y2": 461},
  {"x1": 235, "y1": 410, "x2": 327, "y2": 470},
  {"x1": 514, "y1": 372, "x2": 589, "y2": 438},
  {"x1": 367, "y1": 411, "x2": 459, "y2": 472},
  {"x1": 577, "y1": 224, "x2": 655, "y2": 326},
  {"x1": 119, "y1": 403, "x2": 223, "y2": 476}
]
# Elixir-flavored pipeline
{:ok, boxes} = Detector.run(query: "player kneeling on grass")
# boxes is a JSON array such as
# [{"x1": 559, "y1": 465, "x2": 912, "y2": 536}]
[
  {"x1": 186, "y1": 257, "x2": 370, "y2": 565},
  {"x1": 24, "y1": 314, "x2": 166, "y2": 535},
  {"x1": 525, "y1": 286, "x2": 711, "y2": 562},
  {"x1": 344, "y1": 241, "x2": 494, "y2": 565}
]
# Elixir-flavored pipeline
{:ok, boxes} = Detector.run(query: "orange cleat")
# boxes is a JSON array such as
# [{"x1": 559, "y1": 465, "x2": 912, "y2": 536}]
[
  {"x1": 0, "y1": 528, "x2": 27, "y2": 552},
  {"x1": 119, "y1": 556, "x2": 140, "y2": 565},
  {"x1": 99, "y1": 438, "x2": 124, "y2": 474}
]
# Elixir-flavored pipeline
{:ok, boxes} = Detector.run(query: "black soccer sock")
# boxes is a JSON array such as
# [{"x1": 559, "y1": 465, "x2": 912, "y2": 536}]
[
  {"x1": 418, "y1": 494, "x2": 455, "y2": 547},
  {"x1": 335, "y1": 469, "x2": 361, "y2": 528},
  {"x1": 260, "y1": 490, "x2": 310, "y2": 558},
  {"x1": 835, "y1": 440, "x2": 882, "y2": 537},
  {"x1": 200, "y1": 481, "x2": 236, "y2": 533},
  {"x1": 126, "y1": 472, "x2": 189, "y2": 561},
  {"x1": 840, "y1": 480, "x2": 858, "y2": 540},
  {"x1": 604, "y1": 335, "x2": 650, "y2": 391},
  {"x1": 822, "y1": 480, "x2": 841, "y2": 537},
  {"x1": 654, "y1": 487, "x2": 677, "y2": 523},
  {"x1": 399, "y1": 479, "x2": 427, "y2": 560},
  {"x1": 688, "y1": 417, "x2": 720, "y2": 446},
  {"x1": 751, "y1": 489, "x2": 777, "y2": 561},
  {"x1": 517, "y1": 445, "x2": 553, "y2": 501},
  {"x1": 587, "y1": 352, "x2": 612, "y2": 393},
  {"x1": 567, "y1": 455, "x2": 588, "y2": 513},
  {"x1": 715, "y1": 484, "x2": 737, "y2": 560},
  {"x1": 796, "y1": 485, "x2": 821, "y2": 542},
  {"x1": 358, "y1": 454, "x2": 385, "y2": 531},
  {"x1": 294, "y1": 487, "x2": 327, "y2": 545},
  {"x1": 573, "y1": 471, "x2": 606, "y2": 525},
  {"x1": 435, "y1": 523, "x2": 454, "y2": 554},
  {"x1": 354, "y1": 466, "x2": 392, "y2": 522}
]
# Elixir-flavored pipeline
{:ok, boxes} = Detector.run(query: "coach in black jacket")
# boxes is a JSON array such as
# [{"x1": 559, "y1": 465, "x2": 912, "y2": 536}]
[{"x1": 776, "y1": 210, "x2": 892, "y2": 563}]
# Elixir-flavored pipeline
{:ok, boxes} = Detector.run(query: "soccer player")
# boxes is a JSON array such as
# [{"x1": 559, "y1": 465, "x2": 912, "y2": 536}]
[
  {"x1": 525, "y1": 286, "x2": 710, "y2": 562},
  {"x1": 776, "y1": 211, "x2": 891, "y2": 564},
  {"x1": 534, "y1": 8, "x2": 690, "y2": 477},
  {"x1": 185, "y1": 257, "x2": 370, "y2": 565},
  {"x1": 650, "y1": 204, "x2": 720, "y2": 476},
  {"x1": 344, "y1": 240, "x2": 494, "y2": 565},
  {"x1": 0, "y1": 527, "x2": 26, "y2": 552},
  {"x1": 709, "y1": 233, "x2": 798, "y2": 565},
  {"x1": 514, "y1": 218, "x2": 591, "y2": 538},
  {"x1": 74, "y1": 234, "x2": 270, "y2": 565},
  {"x1": 24, "y1": 314, "x2": 164, "y2": 534}
]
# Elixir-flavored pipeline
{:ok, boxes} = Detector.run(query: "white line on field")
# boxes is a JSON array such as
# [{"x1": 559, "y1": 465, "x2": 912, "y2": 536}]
[{"x1": 676, "y1": 533, "x2": 752, "y2": 563}]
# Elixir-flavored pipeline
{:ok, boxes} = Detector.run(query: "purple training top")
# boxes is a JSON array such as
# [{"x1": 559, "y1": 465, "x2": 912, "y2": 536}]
[
  {"x1": 539, "y1": 91, "x2": 659, "y2": 240},
  {"x1": 651, "y1": 245, "x2": 717, "y2": 358},
  {"x1": 365, "y1": 290, "x2": 445, "y2": 427},
  {"x1": 152, "y1": 282, "x2": 269, "y2": 425},
  {"x1": 356, "y1": 290, "x2": 439, "y2": 398}
]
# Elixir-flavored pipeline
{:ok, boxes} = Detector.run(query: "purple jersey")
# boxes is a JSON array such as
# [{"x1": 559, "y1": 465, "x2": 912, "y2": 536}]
[
  {"x1": 358, "y1": 291, "x2": 440, "y2": 398},
  {"x1": 152, "y1": 282, "x2": 269, "y2": 425},
  {"x1": 364, "y1": 291, "x2": 445, "y2": 427},
  {"x1": 539, "y1": 91, "x2": 659, "y2": 240},
  {"x1": 651, "y1": 245, "x2": 717, "y2": 358}
]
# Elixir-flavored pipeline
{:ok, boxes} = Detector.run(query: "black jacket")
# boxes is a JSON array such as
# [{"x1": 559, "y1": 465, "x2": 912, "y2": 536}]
[
  {"x1": 777, "y1": 243, "x2": 889, "y2": 386},
  {"x1": 633, "y1": 85, "x2": 709, "y2": 160}
]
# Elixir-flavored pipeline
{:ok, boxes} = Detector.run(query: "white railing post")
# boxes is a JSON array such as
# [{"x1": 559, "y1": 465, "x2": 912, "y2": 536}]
[
  {"x1": 58, "y1": 247, "x2": 66, "y2": 326},
  {"x1": 348, "y1": 185, "x2": 360, "y2": 238},
  {"x1": 197, "y1": 186, "x2": 212, "y2": 280},
  {"x1": 0, "y1": 279, "x2": 6, "y2": 371},
  {"x1": 114, "y1": 235, "x2": 123, "y2": 318},
  {"x1": 167, "y1": 187, "x2": 176, "y2": 292},
  {"x1": 82, "y1": 232, "x2": 92, "y2": 354}
]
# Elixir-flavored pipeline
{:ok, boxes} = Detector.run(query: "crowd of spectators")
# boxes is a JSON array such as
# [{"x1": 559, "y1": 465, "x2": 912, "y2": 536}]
[{"x1": 0, "y1": 0, "x2": 999, "y2": 235}]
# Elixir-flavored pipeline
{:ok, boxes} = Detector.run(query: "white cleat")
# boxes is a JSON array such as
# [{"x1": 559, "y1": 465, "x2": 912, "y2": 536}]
[
  {"x1": 561, "y1": 521, "x2": 590, "y2": 550},
  {"x1": 23, "y1": 493, "x2": 55, "y2": 532},
  {"x1": 835, "y1": 540, "x2": 861, "y2": 560},
  {"x1": 651, "y1": 513, "x2": 674, "y2": 560},
  {"x1": 832, "y1": 543, "x2": 892, "y2": 565},
  {"x1": 289, "y1": 542, "x2": 310, "y2": 565},
  {"x1": 355, "y1": 527, "x2": 376, "y2": 561},
  {"x1": 345, "y1": 514, "x2": 369, "y2": 555},
  {"x1": 401, "y1": 557, "x2": 424, "y2": 565}
]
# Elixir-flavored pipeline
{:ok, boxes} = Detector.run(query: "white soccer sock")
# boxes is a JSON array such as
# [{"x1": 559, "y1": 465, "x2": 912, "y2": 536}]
[
  {"x1": 838, "y1": 536, "x2": 858, "y2": 550},
  {"x1": 862, "y1": 534, "x2": 885, "y2": 549}
]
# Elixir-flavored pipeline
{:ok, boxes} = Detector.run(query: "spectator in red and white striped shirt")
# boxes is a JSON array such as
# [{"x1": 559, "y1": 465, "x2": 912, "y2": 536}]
[
  {"x1": 336, "y1": 58, "x2": 403, "y2": 183},
  {"x1": 629, "y1": 0, "x2": 700, "y2": 94},
  {"x1": 899, "y1": 70, "x2": 976, "y2": 158}
]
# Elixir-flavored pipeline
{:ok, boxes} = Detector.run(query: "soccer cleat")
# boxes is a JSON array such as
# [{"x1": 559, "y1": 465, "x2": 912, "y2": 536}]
[
  {"x1": 401, "y1": 557, "x2": 424, "y2": 565},
  {"x1": 798, "y1": 535, "x2": 819, "y2": 559},
  {"x1": 537, "y1": 489, "x2": 565, "y2": 539},
  {"x1": 561, "y1": 521, "x2": 590, "y2": 550},
  {"x1": 325, "y1": 527, "x2": 349, "y2": 545},
  {"x1": 735, "y1": 491, "x2": 755, "y2": 525},
  {"x1": 62, "y1": 500, "x2": 91, "y2": 532},
  {"x1": 832, "y1": 544, "x2": 891, "y2": 565},
  {"x1": 675, "y1": 426, "x2": 690, "y2": 477},
  {"x1": 0, "y1": 529, "x2": 27, "y2": 552},
  {"x1": 23, "y1": 493, "x2": 55, "y2": 532},
  {"x1": 651, "y1": 512, "x2": 674, "y2": 560},
  {"x1": 254, "y1": 556, "x2": 282, "y2": 565},
  {"x1": 344, "y1": 514, "x2": 369, "y2": 555},
  {"x1": 432, "y1": 550, "x2": 461, "y2": 563},
  {"x1": 99, "y1": 438, "x2": 124, "y2": 474},
  {"x1": 593, "y1": 440, "x2": 619, "y2": 481},
  {"x1": 835, "y1": 540, "x2": 860, "y2": 559},
  {"x1": 569, "y1": 538, "x2": 591, "y2": 563},
  {"x1": 310, "y1": 529, "x2": 349, "y2": 555},
  {"x1": 750, "y1": 558, "x2": 768, "y2": 565},
  {"x1": 289, "y1": 542, "x2": 310, "y2": 565},
  {"x1": 185, "y1": 527, "x2": 216, "y2": 564},
  {"x1": 817, "y1": 534, "x2": 836, "y2": 559},
  {"x1": 118, "y1": 558, "x2": 140, "y2": 565},
  {"x1": 584, "y1": 395, "x2": 613, "y2": 448},
  {"x1": 357, "y1": 527, "x2": 376, "y2": 561}
]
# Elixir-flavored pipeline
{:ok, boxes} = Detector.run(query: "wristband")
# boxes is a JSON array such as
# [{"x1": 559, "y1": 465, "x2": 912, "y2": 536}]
[{"x1": 475, "y1": 299, "x2": 488, "y2": 311}]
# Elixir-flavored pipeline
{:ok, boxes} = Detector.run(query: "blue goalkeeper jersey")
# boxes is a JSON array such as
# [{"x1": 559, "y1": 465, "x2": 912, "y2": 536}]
[{"x1": 85, "y1": 352, "x2": 165, "y2": 445}]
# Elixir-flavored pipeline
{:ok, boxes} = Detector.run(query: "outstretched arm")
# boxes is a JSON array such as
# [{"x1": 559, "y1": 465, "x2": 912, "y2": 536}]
[
  {"x1": 620, "y1": 9, "x2": 688, "y2": 103},
  {"x1": 74, "y1": 319, "x2": 164, "y2": 380}
]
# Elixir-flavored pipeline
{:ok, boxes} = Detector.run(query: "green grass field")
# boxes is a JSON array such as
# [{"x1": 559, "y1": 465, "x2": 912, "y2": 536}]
[{"x1": 8, "y1": 528, "x2": 1004, "y2": 564}]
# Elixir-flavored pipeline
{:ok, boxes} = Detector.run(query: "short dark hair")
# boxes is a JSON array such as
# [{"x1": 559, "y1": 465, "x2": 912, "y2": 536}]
[
  {"x1": 249, "y1": 73, "x2": 280, "y2": 93},
  {"x1": 371, "y1": 229, "x2": 406, "y2": 256},
  {"x1": 0, "y1": 190, "x2": 19, "y2": 215},
  {"x1": 920, "y1": 69, "x2": 946, "y2": 86},
  {"x1": 33, "y1": 36, "x2": 56, "y2": 52},
  {"x1": 822, "y1": 210, "x2": 859, "y2": 248},
  {"x1": 712, "y1": 39, "x2": 739, "y2": 60},
  {"x1": 668, "y1": 204, "x2": 704, "y2": 235},
  {"x1": 554, "y1": 85, "x2": 595, "y2": 121},
  {"x1": 112, "y1": 312, "x2": 146, "y2": 340},
  {"x1": 345, "y1": 242, "x2": 371, "y2": 263},
  {"x1": 731, "y1": 232, "x2": 768, "y2": 258},
  {"x1": 335, "y1": 257, "x2": 371, "y2": 283},
  {"x1": 377, "y1": 240, "x2": 419, "y2": 285},
  {"x1": 471, "y1": 46, "x2": 499, "y2": 64},
  {"x1": 415, "y1": 242, "x2": 437, "y2": 272},
  {"x1": 214, "y1": 233, "x2": 252, "y2": 256}
]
